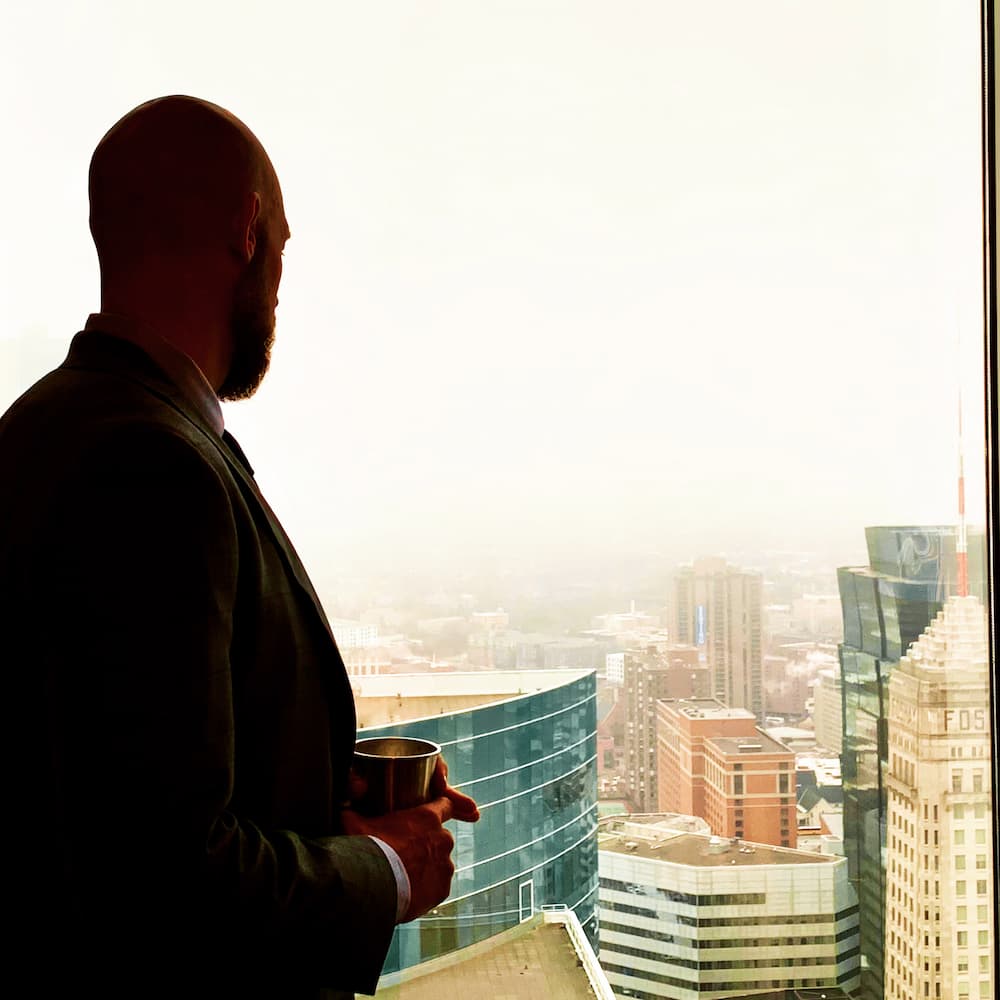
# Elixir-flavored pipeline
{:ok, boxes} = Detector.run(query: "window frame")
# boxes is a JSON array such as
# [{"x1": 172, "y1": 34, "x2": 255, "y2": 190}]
[{"x1": 981, "y1": 0, "x2": 1000, "y2": 976}]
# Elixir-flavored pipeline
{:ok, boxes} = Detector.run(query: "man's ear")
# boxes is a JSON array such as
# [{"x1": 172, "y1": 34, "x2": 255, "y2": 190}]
[{"x1": 235, "y1": 192, "x2": 262, "y2": 263}]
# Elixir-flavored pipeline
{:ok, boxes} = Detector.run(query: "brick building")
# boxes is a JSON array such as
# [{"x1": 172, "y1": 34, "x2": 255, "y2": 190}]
[{"x1": 657, "y1": 698, "x2": 797, "y2": 848}]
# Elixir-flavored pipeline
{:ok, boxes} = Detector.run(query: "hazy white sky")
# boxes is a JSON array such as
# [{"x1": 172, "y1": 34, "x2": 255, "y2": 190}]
[{"x1": 0, "y1": 1, "x2": 987, "y2": 579}]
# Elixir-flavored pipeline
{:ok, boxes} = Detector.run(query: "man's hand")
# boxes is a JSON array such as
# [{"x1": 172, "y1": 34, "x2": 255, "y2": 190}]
[
  {"x1": 342, "y1": 756, "x2": 480, "y2": 922},
  {"x1": 428, "y1": 756, "x2": 480, "y2": 823}
]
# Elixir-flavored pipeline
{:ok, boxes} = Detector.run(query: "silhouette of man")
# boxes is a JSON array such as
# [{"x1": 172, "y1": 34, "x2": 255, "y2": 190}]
[{"x1": 0, "y1": 95, "x2": 478, "y2": 999}]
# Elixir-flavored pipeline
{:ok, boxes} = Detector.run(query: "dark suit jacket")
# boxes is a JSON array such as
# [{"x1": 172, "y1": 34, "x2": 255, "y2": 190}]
[{"x1": 0, "y1": 331, "x2": 397, "y2": 998}]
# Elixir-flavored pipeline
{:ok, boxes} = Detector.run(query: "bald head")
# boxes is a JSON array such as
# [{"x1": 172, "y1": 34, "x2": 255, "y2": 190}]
[
  {"x1": 89, "y1": 95, "x2": 281, "y2": 267},
  {"x1": 88, "y1": 96, "x2": 290, "y2": 401}
]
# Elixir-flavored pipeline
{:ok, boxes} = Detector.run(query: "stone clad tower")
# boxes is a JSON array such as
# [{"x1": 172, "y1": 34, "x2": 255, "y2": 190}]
[{"x1": 883, "y1": 596, "x2": 993, "y2": 1000}]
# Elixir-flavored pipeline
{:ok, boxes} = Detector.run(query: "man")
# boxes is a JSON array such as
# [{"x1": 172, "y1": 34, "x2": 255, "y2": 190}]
[{"x1": 0, "y1": 96, "x2": 478, "y2": 998}]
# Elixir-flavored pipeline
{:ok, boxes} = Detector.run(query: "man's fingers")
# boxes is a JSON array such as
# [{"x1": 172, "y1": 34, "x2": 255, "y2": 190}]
[
  {"x1": 429, "y1": 756, "x2": 449, "y2": 797},
  {"x1": 444, "y1": 786, "x2": 480, "y2": 823},
  {"x1": 428, "y1": 795, "x2": 455, "y2": 825},
  {"x1": 428, "y1": 755, "x2": 479, "y2": 822}
]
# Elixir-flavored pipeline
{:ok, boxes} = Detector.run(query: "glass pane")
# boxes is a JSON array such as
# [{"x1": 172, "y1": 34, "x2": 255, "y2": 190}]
[{"x1": 0, "y1": 3, "x2": 993, "y2": 999}]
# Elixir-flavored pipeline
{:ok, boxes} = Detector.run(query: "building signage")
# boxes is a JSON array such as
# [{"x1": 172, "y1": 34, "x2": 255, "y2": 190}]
[
  {"x1": 943, "y1": 708, "x2": 988, "y2": 732},
  {"x1": 696, "y1": 604, "x2": 706, "y2": 647}
]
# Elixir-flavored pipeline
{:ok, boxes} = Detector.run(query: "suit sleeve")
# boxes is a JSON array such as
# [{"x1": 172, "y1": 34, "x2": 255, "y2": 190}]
[{"x1": 36, "y1": 424, "x2": 396, "y2": 994}]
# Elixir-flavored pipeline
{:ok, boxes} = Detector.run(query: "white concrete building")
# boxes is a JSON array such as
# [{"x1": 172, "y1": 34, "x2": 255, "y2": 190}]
[
  {"x1": 812, "y1": 667, "x2": 844, "y2": 754},
  {"x1": 791, "y1": 593, "x2": 843, "y2": 637},
  {"x1": 606, "y1": 652, "x2": 625, "y2": 686},
  {"x1": 883, "y1": 596, "x2": 994, "y2": 1000},
  {"x1": 598, "y1": 815, "x2": 860, "y2": 999},
  {"x1": 331, "y1": 618, "x2": 379, "y2": 649}
]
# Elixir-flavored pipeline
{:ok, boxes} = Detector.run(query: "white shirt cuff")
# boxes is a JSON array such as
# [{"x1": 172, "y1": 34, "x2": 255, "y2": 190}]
[{"x1": 367, "y1": 835, "x2": 411, "y2": 924}]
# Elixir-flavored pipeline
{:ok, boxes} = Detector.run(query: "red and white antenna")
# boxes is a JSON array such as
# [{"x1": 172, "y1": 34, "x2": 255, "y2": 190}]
[{"x1": 956, "y1": 383, "x2": 969, "y2": 598}]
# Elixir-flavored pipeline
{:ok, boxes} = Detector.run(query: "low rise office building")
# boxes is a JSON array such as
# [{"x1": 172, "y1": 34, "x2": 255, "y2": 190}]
[{"x1": 598, "y1": 815, "x2": 861, "y2": 999}]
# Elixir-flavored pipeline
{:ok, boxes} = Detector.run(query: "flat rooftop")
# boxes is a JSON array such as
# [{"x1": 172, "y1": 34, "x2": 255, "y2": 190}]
[
  {"x1": 353, "y1": 669, "x2": 594, "y2": 728},
  {"x1": 598, "y1": 818, "x2": 836, "y2": 868},
  {"x1": 661, "y1": 698, "x2": 756, "y2": 721},
  {"x1": 375, "y1": 914, "x2": 600, "y2": 999},
  {"x1": 707, "y1": 732, "x2": 793, "y2": 756}
]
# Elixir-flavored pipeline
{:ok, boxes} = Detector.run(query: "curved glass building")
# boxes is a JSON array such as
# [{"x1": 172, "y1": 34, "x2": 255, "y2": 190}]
[{"x1": 352, "y1": 669, "x2": 600, "y2": 977}]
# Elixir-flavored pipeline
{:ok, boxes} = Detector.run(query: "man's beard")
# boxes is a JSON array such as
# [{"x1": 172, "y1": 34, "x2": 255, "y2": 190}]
[{"x1": 218, "y1": 246, "x2": 276, "y2": 402}]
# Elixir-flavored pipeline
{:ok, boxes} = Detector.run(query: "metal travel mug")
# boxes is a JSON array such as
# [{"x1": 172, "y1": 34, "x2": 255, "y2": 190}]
[{"x1": 351, "y1": 736, "x2": 441, "y2": 815}]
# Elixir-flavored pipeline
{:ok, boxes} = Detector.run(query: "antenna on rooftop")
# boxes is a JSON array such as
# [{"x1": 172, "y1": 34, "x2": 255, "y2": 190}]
[
  {"x1": 956, "y1": 323, "x2": 969, "y2": 598},
  {"x1": 957, "y1": 392, "x2": 969, "y2": 597}
]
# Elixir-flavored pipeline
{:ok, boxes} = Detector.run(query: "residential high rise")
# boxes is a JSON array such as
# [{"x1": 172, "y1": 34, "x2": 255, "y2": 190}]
[
  {"x1": 671, "y1": 557, "x2": 764, "y2": 718},
  {"x1": 838, "y1": 524, "x2": 986, "y2": 1000},
  {"x1": 622, "y1": 644, "x2": 707, "y2": 811},
  {"x1": 657, "y1": 698, "x2": 797, "y2": 848},
  {"x1": 883, "y1": 596, "x2": 993, "y2": 1000},
  {"x1": 598, "y1": 814, "x2": 861, "y2": 999}
]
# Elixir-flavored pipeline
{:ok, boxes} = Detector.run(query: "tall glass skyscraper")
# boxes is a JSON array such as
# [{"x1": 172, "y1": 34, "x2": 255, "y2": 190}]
[
  {"x1": 838, "y1": 526, "x2": 985, "y2": 1000},
  {"x1": 352, "y1": 669, "x2": 600, "y2": 979}
]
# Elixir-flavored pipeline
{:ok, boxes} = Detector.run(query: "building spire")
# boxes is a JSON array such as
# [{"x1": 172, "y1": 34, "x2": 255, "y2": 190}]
[{"x1": 956, "y1": 381, "x2": 969, "y2": 598}]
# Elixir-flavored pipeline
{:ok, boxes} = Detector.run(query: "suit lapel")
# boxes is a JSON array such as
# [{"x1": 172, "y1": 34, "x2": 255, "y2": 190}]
[
  {"x1": 63, "y1": 332, "x2": 340, "y2": 649},
  {"x1": 217, "y1": 430, "x2": 338, "y2": 641}
]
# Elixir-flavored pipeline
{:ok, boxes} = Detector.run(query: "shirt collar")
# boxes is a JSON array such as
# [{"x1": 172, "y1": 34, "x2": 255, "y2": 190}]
[{"x1": 83, "y1": 312, "x2": 225, "y2": 436}]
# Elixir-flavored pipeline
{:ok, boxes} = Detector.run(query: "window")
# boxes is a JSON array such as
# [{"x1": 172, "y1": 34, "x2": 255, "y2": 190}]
[{"x1": 2, "y1": 4, "x2": 995, "y2": 996}]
